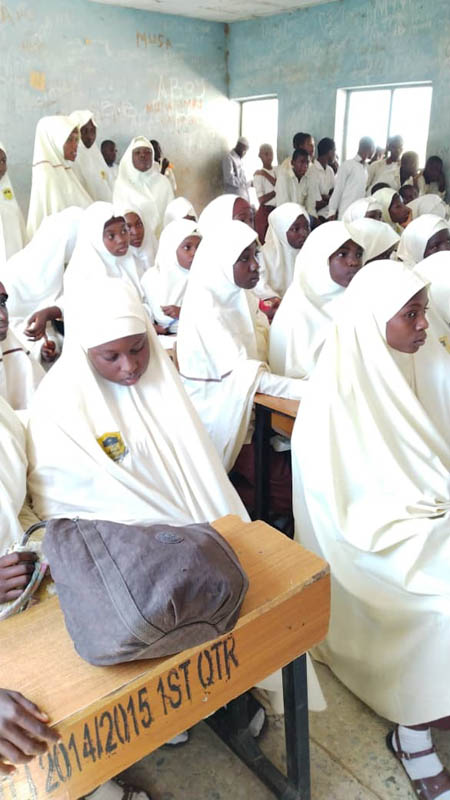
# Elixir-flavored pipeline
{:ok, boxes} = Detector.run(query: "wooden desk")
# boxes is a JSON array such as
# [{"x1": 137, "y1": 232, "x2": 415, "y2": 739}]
[
  {"x1": 254, "y1": 393, "x2": 300, "y2": 522},
  {"x1": 0, "y1": 515, "x2": 329, "y2": 800}
]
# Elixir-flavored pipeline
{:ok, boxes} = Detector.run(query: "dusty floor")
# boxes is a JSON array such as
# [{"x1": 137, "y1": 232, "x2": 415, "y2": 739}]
[{"x1": 121, "y1": 662, "x2": 450, "y2": 799}]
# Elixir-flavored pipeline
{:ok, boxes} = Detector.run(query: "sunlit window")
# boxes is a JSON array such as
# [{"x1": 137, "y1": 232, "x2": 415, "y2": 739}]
[{"x1": 337, "y1": 84, "x2": 433, "y2": 166}]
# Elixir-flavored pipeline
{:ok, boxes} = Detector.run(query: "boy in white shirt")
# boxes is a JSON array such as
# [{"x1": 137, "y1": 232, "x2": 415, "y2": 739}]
[
  {"x1": 328, "y1": 137, "x2": 375, "y2": 220},
  {"x1": 307, "y1": 137, "x2": 336, "y2": 221},
  {"x1": 253, "y1": 143, "x2": 277, "y2": 244},
  {"x1": 275, "y1": 148, "x2": 310, "y2": 207}
]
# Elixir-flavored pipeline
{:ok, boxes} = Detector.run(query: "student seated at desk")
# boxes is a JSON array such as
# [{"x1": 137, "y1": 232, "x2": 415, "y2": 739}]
[
  {"x1": 291, "y1": 261, "x2": 450, "y2": 800},
  {"x1": 269, "y1": 221, "x2": 364, "y2": 379},
  {"x1": 176, "y1": 220, "x2": 303, "y2": 514},
  {"x1": 256, "y1": 202, "x2": 310, "y2": 303}
]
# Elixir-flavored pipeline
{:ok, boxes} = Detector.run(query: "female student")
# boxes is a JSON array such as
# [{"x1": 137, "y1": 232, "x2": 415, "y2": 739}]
[
  {"x1": 176, "y1": 220, "x2": 302, "y2": 494},
  {"x1": 291, "y1": 260, "x2": 450, "y2": 800},
  {"x1": 163, "y1": 196, "x2": 197, "y2": 227},
  {"x1": 113, "y1": 137, "x2": 173, "y2": 235},
  {"x1": 346, "y1": 217, "x2": 400, "y2": 262},
  {"x1": 27, "y1": 277, "x2": 247, "y2": 525},
  {"x1": 26, "y1": 116, "x2": 92, "y2": 239},
  {"x1": 342, "y1": 197, "x2": 382, "y2": 223},
  {"x1": 371, "y1": 187, "x2": 411, "y2": 233},
  {"x1": 141, "y1": 219, "x2": 201, "y2": 332},
  {"x1": 257, "y1": 202, "x2": 310, "y2": 299},
  {"x1": 0, "y1": 142, "x2": 26, "y2": 258},
  {"x1": 397, "y1": 214, "x2": 450, "y2": 267},
  {"x1": 269, "y1": 222, "x2": 364, "y2": 378},
  {"x1": 121, "y1": 200, "x2": 159, "y2": 272},
  {"x1": 69, "y1": 109, "x2": 112, "y2": 202},
  {"x1": 198, "y1": 193, "x2": 254, "y2": 232}
]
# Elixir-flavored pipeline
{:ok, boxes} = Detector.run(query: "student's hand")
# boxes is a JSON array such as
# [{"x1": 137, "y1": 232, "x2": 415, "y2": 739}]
[
  {"x1": 24, "y1": 307, "x2": 61, "y2": 341},
  {"x1": 0, "y1": 552, "x2": 37, "y2": 603},
  {"x1": 153, "y1": 323, "x2": 168, "y2": 335},
  {"x1": 0, "y1": 689, "x2": 59, "y2": 774},
  {"x1": 161, "y1": 305, "x2": 181, "y2": 319},
  {"x1": 40, "y1": 339, "x2": 57, "y2": 364},
  {"x1": 326, "y1": 214, "x2": 337, "y2": 222}
]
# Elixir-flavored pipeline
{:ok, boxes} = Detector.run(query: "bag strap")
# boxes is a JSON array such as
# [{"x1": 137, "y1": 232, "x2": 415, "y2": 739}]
[
  {"x1": 21, "y1": 521, "x2": 47, "y2": 546},
  {"x1": 74, "y1": 519, "x2": 163, "y2": 645}
]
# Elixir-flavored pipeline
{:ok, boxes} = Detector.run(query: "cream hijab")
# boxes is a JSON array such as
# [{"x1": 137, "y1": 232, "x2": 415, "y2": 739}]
[
  {"x1": 116, "y1": 199, "x2": 158, "y2": 272},
  {"x1": 26, "y1": 116, "x2": 92, "y2": 239},
  {"x1": 163, "y1": 196, "x2": 197, "y2": 228},
  {"x1": 113, "y1": 137, "x2": 173, "y2": 235},
  {"x1": 0, "y1": 397, "x2": 28, "y2": 552},
  {"x1": 141, "y1": 219, "x2": 199, "y2": 327},
  {"x1": 408, "y1": 194, "x2": 448, "y2": 220},
  {"x1": 198, "y1": 194, "x2": 239, "y2": 234},
  {"x1": 69, "y1": 110, "x2": 111, "y2": 202},
  {"x1": 346, "y1": 218, "x2": 399, "y2": 262},
  {"x1": 397, "y1": 214, "x2": 449, "y2": 267},
  {"x1": 269, "y1": 221, "x2": 364, "y2": 377},
  {"x1": 0, "y1": 141, "x2": 26, "y2": 258},
  {"x1": 413, "y1": 251, "x2": 450, "y2": 442},
  {"x1": 27, "y1": 277, "x2": 246, "y2": 524},
  {"x1": 259, "y1": 203, "x2": 308, "y2": 297},
  {"x1": 4, "y1": 207, "x2": 83, "y2": 320}
]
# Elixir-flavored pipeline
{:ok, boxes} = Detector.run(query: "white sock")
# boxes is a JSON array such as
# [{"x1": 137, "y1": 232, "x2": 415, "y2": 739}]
[{"x1": 393, "y1": 726, "x2": 444, "y2": 782}]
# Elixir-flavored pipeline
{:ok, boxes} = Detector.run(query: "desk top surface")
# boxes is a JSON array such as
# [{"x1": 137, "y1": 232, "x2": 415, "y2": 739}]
[{"x1": 254, "y1": 393, "x2": 300, "y2": 418}]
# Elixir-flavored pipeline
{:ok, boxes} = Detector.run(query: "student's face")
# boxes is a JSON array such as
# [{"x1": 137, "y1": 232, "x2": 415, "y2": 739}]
[
  {"x1": 0, "y1": 282, "x2": 8, "y2": 341},
  {"x1": 102, "y1": 142, "x2": 117, "y2": 166},
  {"x1": 88, "y1": 332, "x2": 150, "y2": 386},
  {"x1": 400, "y1": 186, "x2": 418, "y2": 204},
  {"x1": 292, "y1": 154, "x2": 310, "y2": 180},
  {"x1": 426, "y1": 161, "x2": 443, "y2": 182},
  {"x1": 233, "y1": 198, "x2": 254, "y2": 227},
  {"x1": 326, "y1": 148, "x2": 336, "y2": 165},
  {"x1": 328, "y1": 239, "x2": 364, "y2": 287},
  {"x1": 233, "y1": 241, "x2": 260, "y2": 289},
  {"x1": 0, "y1": 150, "x2": 6, "y2": 180},
  {"x1": 124, "y1": 212, "x2": 145, "y2": 249},
  {"x1": 303, "y1": 137, "x2": 315, "y2": 158},
  {"x1": 386, "y1": 288, "x2": 428, "y2": 353},
  {"x1": 365, "y1": 209, "x2": 383, "y2": 221},
  {"x1": 235, "y1": 143, "x2": 248, "y2": 159},
  {"x1": 389, "y1": 139, "x2": 403, "y2": 161},
  {"x1": 259, "y1": 147, "x2": 273, "y2": 168},
  {"x1": 286, "y1": 214, "x2": 310, "y2": 249},
  {"x1": 63, "y1": 129, "x2": 79, "y2": 161},
  {"x1": 132, "y1": 147, "x2": 153, "y2": 172},
  {"x1": 103, "y1": 217, "x2": 130, "y2": 257},
  {"x1": 176, "y1": 235, "x2": 201, "y2": 270},
  {"x1": 402, "y1": 155, "x2": 418, "y2": 176},
  {"x1": 80, "y1": 119, "x2": 97, "y2": 149},
  {"x1": 389, "y1": 194, "x2": 409, "y2": 224},
  {"x1": 424, "y1": 228, "x2": 450, "y2": 258}
]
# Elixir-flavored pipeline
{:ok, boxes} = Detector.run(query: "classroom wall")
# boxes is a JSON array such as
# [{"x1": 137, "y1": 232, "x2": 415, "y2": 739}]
[
  {"x1": 0, "y1": 0, "x2": 238, "y2": 213},
  {"x1": 227, "y1": 0, "x2": 450, "y2": 170}
]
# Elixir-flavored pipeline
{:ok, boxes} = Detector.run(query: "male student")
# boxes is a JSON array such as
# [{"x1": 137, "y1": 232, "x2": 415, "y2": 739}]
[
  {"x1": 366, "y1": 135, "x2": 403, "y2": 192},
  {"x1": 275, "y1": 148, "x2": 310, "y2": 206},
  {"x1": 328, "y1": 137, "x2": 375, "y2": 219},
  {"x1": 307, "y1": 137, "x2": 336, "y2": 220}
]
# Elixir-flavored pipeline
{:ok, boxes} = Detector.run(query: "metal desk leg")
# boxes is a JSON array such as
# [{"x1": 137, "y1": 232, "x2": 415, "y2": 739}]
[
  {"x1": 283, "y1": 654, "x2": 311, "y2": 799},
  {"x1": 254, "y1": 403, "x2": 271, "y2": 522}
]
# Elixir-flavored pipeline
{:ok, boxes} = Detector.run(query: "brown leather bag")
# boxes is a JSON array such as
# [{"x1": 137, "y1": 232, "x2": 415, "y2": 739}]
[{"x1": 43, "y1": 518, "x2": 248, "y2": 666}]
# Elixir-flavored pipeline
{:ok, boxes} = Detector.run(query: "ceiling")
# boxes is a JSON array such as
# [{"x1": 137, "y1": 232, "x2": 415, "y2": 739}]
[{"x1": 90, "y1": 0, "x2": 338, "y2": 23}]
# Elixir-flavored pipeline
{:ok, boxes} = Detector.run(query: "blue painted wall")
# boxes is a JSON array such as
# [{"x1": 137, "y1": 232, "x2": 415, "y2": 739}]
[
  {"x1": 228, "y1": 0, "x2": 450, "y2": 169},
  {"x1": 0, "y1": 0, "x2": 238, "y2": 212}
]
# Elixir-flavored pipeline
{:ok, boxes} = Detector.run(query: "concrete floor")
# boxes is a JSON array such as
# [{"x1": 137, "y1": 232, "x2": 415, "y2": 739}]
[{"x1": 121, "y1": 662, "x2": 450, "y2": 799}]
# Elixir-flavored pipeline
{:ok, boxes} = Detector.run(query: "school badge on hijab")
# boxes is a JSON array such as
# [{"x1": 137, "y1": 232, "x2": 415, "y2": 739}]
[
  {"x1": 3, "y1": 188, "x2": 13, "y2": 200},
  {"x1": 97, "y1": 432, "x2": 128, "y2": 462}
]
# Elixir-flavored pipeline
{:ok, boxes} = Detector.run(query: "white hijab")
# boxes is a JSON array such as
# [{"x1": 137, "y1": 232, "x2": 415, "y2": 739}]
[
  {"x1": 396, "y1": 214, "x2": 449, "y2": 267},
  {"x1": 259, "y1": 203, "x2": 308, "y2": 297},
  {"x1": 26, "y1": 116, "x2": 92, "y2": 240},
  {"x1": 141, "y1": 219, "x2": 199, "y2": 327},
  {"x1": 115, "y1": 198, "x2": 158, "y2": 272},
  {"x1": 408, "y1": 194, "x2": 447, "y2": 220},
  {"x1": 346, "y1": 218, "x2": 400, "y2": 263},
  {"x1": 64, "y1": 202, "x2": 145, "y2": 302},
  {"x1": 3, "y1": 207, "x2": 83, "y2": 320},
  {"x1": 413, "y1": 251, "x2": 450, "y2": 442},
  {"x1": 342, "y1": 197, "x2": 370, "y2": 223},
  {"x1": 292, "y1": 260, "x2": 450, "y2": 724},
  {"x1": 163, "y1": 196, "x2": 197, "y2": 228},
  {"x1": 69, "y1": 110, "x2": 112, "y2": 202},
  {"x1": 269, "y1": 221, "x2": 363, "y2": 377},
  {"x1": 113, "y1": 137, "x2": 173, "y2": 235},
  {"x1": 27, "y1": 277, "x2": 246, "y2": 524},
  {"x1": 0, "y1": 141, "x2": 26, "y2": 258},
  {"x1": 0, "y1": 397, "x2": 28, "y2": 553},
  {"x1": 198, "y1": 194, "x2": 239, "y2": 234},
  {"x1": 370, "y1": 187, "x2": 408, "y2": 233}
]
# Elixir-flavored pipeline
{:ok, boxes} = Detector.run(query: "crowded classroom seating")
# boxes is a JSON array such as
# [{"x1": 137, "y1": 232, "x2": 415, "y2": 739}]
[{"x1": 1, "y1": 0, "x2": 450, "y2": 797}]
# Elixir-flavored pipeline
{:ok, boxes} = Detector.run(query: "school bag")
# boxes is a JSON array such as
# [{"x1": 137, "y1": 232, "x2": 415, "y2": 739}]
[{"x1": 42, "y1": 518, "x2": 248, "y2": 666}]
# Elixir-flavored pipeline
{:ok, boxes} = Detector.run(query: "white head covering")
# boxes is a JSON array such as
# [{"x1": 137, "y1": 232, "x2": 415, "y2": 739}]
[
  {"x1": 69, "y1": 110, "x2": 112, "y2": 203},
  {"x1": 3, "y1": 207, "x2": 83, "y2": 320},
  {"x1": 346, "y1": 218, "x2": 400, "y2": 263},
  {"x1": 371, "y1": 187, "x2": 400, "y2": 225},
  {"x1": 291, "y1": 260, "x2": 450, "y2": 724},
  {"x1": 115, "y1": 198, "x2": 158, "y2": 272},
  {"x1": 0, "y1": 397, "x2": 28, "y2": 552},
  {"x1": 27, "y1": 277, "x2": 246, "y2": 524},
  {"x1": 141, "y1": 219, "x2": 200, "y2": 327},
  {"x1": 163, "y1": 196, "x2": 197, "y2": 228},
  {"x1": 0, "y1": 141, "x2": 26, "y2": 258},
  {"x1": 269, "y1": 220, "x2": 364, "y2": 377},
  {"x1": 396, "y1": 214, "x2": 449, "y2": 267},
  {"x1": 259, "y1": 203, "x2": 308, "y2": 297},
  {"x1": 408, "y1": 194, "x2": 448, "y2": 220},
  {"x1": 26, "y1": 116, "x2": 92, "y2": 240},
  {"x1": 113, "y1": 136, "x2": 174, "y2": 235},
  {"x1": 342, "y1": 197, "x2": 370, "y2": 223},
  {"x1": 198, "y1": 194, "x2": 240, "y2": 234}
]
